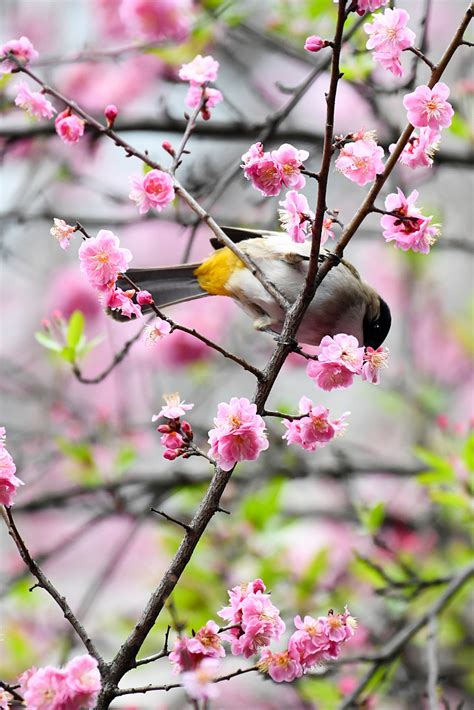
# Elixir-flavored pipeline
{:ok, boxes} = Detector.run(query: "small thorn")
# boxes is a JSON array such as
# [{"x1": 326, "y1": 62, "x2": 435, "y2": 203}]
[
  {"x1": 216, "y1": 505, "x2": 231, "y2": 515},
  {"x1": 151, "y1": 508, "x2": 192, "y2": 532}
]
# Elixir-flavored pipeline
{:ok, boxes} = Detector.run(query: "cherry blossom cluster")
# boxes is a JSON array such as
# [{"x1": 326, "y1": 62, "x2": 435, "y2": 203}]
[
  {"x1": 178, "y1": 54, "x2": 223, "y2": 117},
  {"x1": 18, "y1": 654, "x2": 101, "y2": 710},
  {"x1": 307, "y1": 334, "x2": 389, "y2": 391},
  {"x1": 168, "y1": 578, "x2": 355, "y2": 700},
  {"x1": 364, "y1": 8, "x2": 416, "y2": 77},
  {"x1": 152, "y1": 393, "x2": 195, "y2": 460},
  {"x1": 381, "y1": 188, "x2": 439, "y2": 254},
  {"x1": 278, "y1": 191, "x2": 335, "y2": 245},
  {"x1": 0, "y1": 427, "x2": 22, "y2": 507},
  {"x1": 241, "y1": 142, "x2": 309, "y2": 197},
  {"x1": 208, "y1": 397, "x2": 269, "y2": 471},
  {"x1": 282, "y1": 397, "x2": 349, "y2": 452}
]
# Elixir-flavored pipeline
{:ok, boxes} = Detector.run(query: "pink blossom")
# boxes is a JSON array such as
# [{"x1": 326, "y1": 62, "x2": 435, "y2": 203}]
[
  {"x1": 54, "y1": 110, "x2": 85, "y2": 145},
  {"x1": 65, "y1": 655, "x2": 101, "y2": 696},
  {"x1": 322, "y1": 217, "x2": 335, "y2": 246},
  {"x1": 218, "y1": 578, "x2": 266, "y2": 625},
  {"x1": 318, "y1": 333, "x2": 364, "y2": 373},
  {"x1": 185, "y1": 85, "x2": 223, "y2": 109},
  {"x1": 278, "y1": 190, "x2": 313, "y2": 243},
  {"x1": 241, "y1": 154, "x2": 283, "y2": 196},
  {"x1": 129, "y1": 169, "x2": 175, "y2": 214},
  {"x1": 354, "y1": 0, "x2": 388, "y2": 14},
  {"x1": 169, "y1": 635, "x2": 202, "y2": 673},
  {"x1": 0, "y1": 36, "x2": 38, "y2": 74},
  {"x1": 187, "y1": 620, "x2": 225, "y2": 659},
  {"x1": 289, "y1": 609, "x2": 356, "y2": 670},
  {"x1": 161, "y1": 430, "x2": 185, "y2": 451},
  {"x1": 306, "y1": 360, "x2": 356, "y2": 391},
  {"x1": 241, "y1": 142, "x2": 264, "y2": 165},
  {"x1": 14, "y1": 81, "x2": 56, "y2": 119},
  {"x1": 144, "y1": 319, "x2": 172, "y2": 344},
  {"x1": 282, "y1": 396, "x2": 350, "y2": 452},
  {"x1": 271, "y1": 143, "x2": 309, "y2": 190},
  {"x1": 0, "y1": 690, "x2": 12, "y2": 710},
  {"x1": 364, "y1": 8, "x2": 415, "y2": 76},
  {"x1": 0, "y1": 428, "x2": 23, "y2": 507},
  {"x1": 152, "y1": 392, "x2": 194, "y2": 420},
  {"x1": 258, "y1": 649, "x2": 303, "y2": 682},
  {"x1": 78, "y1": 230, "x2": 132, "y2": 289},
  {"x1": 102, "y1": 287, "x2": 142, "y2": 318},
  {"x1": 403, "y1": 82, "x2": 454, "y2": 130},
  {"x1": 50, "y1": 218, "x2": 76, "y2": 250},
  {"x1": 392, "y1": 127, "x2": 440, "y2": 169},
  {"x1": 119, "y1": 0, "x2": 193, "y2": 41},
  {"x1": 304, "y1": 35, "x2": 327, "y2": 53},
  {"x1": 179, "y1": 54, "x2": 219, "y2": 85},
  {"x1": 381, "y1": 188, "x2": 439, "y2": 254},
  {"x1": 361, "y1": 346, "x2": 389, "y2": 384},
  {"x1": 208, "y1": 397, "x2": 269, "y2": 471},
  {"x1": 181, "y1": 658, "x2": 220, "y2": 701},
  {"x1": 335, "y1": 137, "x2": 384, "y2": 186},
  {"x1": 136, "y1": 289, "x2": 153, "y2": 305},
  {"x1": 22, "y1": 666, "x2": 68, "y2": 710}
]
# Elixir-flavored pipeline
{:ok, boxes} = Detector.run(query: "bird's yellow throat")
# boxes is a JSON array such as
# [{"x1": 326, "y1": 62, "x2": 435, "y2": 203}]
[{"x1": 194, "y1": 248, "x2": 245, "y2": 296}]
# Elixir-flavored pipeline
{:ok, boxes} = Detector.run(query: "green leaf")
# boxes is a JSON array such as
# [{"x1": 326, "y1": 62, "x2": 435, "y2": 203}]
[
  {"x1": 430, "y1": 490, "x2": 471, "y2": 509},
  {"x1": 414, "y1": 447, "x2": 454, "y2": 480},
  {"x1": 464, "y1": 433, "x2": 474, "y2": 472},
  {"x1": 448, "y1": 113, "x2": 472, "y2": 141},
  {"x1": 296, "y1": 548, "x2": 328, "y2": 601},
  {"x1": 114, "y1": 445, "x2": 136, "y2": 474},
  {"x1": 60, "y1": 345, "x2": 76, "y2": 363},
  {"x1": 299, "y1": 677, "x2": 341, "y2": 708},
  {"x1": 66, "y1": 310, "x2": 85, "y2": 349},
  {"x1": 76, "y1": 334, "x2": 103, "y2": 358},
  {"x1": 35, "y1": 331, "x2": 63, "y2": 353},
  {"x1": 240, "y1": 477, "x2": 284, "y2": 530},
  {"x1": 360, "y1": 501, "x2": 385, "y2": 535}
]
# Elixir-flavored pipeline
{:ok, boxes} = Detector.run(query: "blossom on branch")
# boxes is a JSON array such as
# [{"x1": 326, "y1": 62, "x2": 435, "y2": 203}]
[
  {"x1": 361, "y1": 346, "x2": 390, "y2": 384},
  {"x1": 14, "y1": 81, "x2": 56, "y2": 119},
  {"x1": 185, "y1": 84, "x2": 223, "y2": 110},
  {"x1": 179, "y1": 54, "x2": 219, "y2": 85},
  {"x1": 0, "y1": 427, "x2": 23, "y2": 507},
  {"x1": 144, "y1": 319, "x2": 172, "y2": 344},
  {"x1": 272, "y1": 143, "x2": 309, "y2": 190},
  {"x1": 20, "y1": 655, "x2": 101, "y2": 710},
  {"x1": 353, "y1": 0, "x2": 388, "y2": 15},
  {"x1": 278, "y1": 190, "x2": 313, "y2": 243},
  {"x1": 102, "y1": 287, "x2": 142, "y2": 318},
  {"x1": 282, "y1": 397, "x2": 349, "y2": 452},
  {"x1": 258, "y1": 649, "x2": 303, "y2": 682},
  {"x1": 181, "y1": 658, "x2": 220, "y2": 701},
  {"x1": 364, "y1": 8, "x2": 415, "y2": 77},
  {"x1": 403, "y1": 82, "x2": 454, "y2": 130},
  {"x1": 50, "y1": 218, "x2": 76, "y2": 250},
  {"x1": 306, "y1": 360, "x2": 356, "y2": 391},
  {"x1": 304, "y1": 35, "x2": 327, "y2": 53},
  {"x1": 153, "y1": 392, "x2": 194, "y2": 420},
  {"x1": 392, "y1": 127, "x2": 440, "y2": 169},
  {"x1": 78, "y1": 230, "x2": 132, "y2": 289},
  {"x1": 241, "y1": 142, "x2": 308, "y2": 196},
  {"x1": 208, "y1": 397, "x2": 269, "y2": 471},
  {"x1": 335, "y1": 136, "x2": 384, "y2": 186},
  {"x1": 55, "y1": 109, "x2": 85, "y2": 144},
  {"x1": 0, "y1": 36, "x2": 38, "y2": 74},
  {"x1": 381, "y1": 188, "x2": 439, "y2": 254},
  {"x1": 129, "y1": 169, "x2": 175, "y2": 214}
]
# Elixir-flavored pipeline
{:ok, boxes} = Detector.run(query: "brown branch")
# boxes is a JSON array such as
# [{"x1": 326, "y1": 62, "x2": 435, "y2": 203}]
[
  {"x1": 1, "y1": 506, "x2": 107, "y2": 674},
  {"x1": 72, "y1": 323, "x2": 146, "y2": 384},
  {"x1": 338, "y1": 562, "x2": 474, "y2": 709}
]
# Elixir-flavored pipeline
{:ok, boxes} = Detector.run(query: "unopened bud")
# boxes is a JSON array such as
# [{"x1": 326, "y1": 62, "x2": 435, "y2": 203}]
[
  {"x1": 304, "y1": 35, "x2": 327, "y2": 53},
  {"x1": 162, "y1": 140, "x2": 175, "y2": 157},
  {"x1": 104, "y1": 104, "x2": 118, "y2": 128},
  {"x1": 137, "y1": 290, "x2": 153, "y2": 306},
  {"x1": 181, "y1": 420, "x2": 193, "y2": 437},
  {"x1": 163, "y1": 448, "x2": 178, "y2": 461},
  {"x1": 201, "y1": 108, "x2": 211, "y2": 121}
]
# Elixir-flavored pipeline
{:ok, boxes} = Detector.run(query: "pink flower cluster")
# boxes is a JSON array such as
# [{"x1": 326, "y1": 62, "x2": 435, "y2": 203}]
[
  {"x1": 14, "y1": 81, "x2": 56, "y2": 119},
  {"x1": 260, "y1": 609, "x2": 356, "y2": 683},
  {"x1": 19, "y1": 654, "x2": 101, "y2": 710},
  {"x1": 241, "y1": 142, "x2": 309, "y2": 196},
  {"x1": 0, "y1": 36, "x2": 38, "y2": 74},
  {"x1": 208, "y1": 397, "x2": 269, "y2": 471},
  {"x1": 306, "y1": 334, "x2": 389, "y2": 390},
  {"x1": 218, "y1": 579, "x2": 285, "y2": 657},
  {"x1": 353, "y1": 0, "x2": 388, "y2": 15},
  {"x1": 364, "y1": 8, "x2": 415, "y2": 77},
  {"x1": 166, "y1": 578, "x2": 355, "y2": 700},
  {"x1": 0, "y1": 427, "x2": 23, "y2": 507},
  {"x1": 129, "y1": 169, "x2": 175, "y2": 214},
  {"x1": 335, "y1": 134, "x2": 384, "y2": 186},
  {"x1": 119, "y1": 0, "x2": 194, "y2": 42},
  {"x1": 152, "y1": 393, "x2": 195, "y2": 460},
  {"x1": 77, "y1": 229, "x2": 150, "y2": 319},
  {"x1": 381, "y1": 188, "x2": 439, "y2": 254},
  {"x1": 179, "y1": 54, "x2": 223, "y2": 115},
  {"x1": 282, "y1": 397, "x2": 349, "y2": 452}
]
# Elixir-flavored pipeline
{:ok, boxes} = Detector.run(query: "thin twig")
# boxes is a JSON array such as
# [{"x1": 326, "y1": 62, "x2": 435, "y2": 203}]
[
  {"x1": 426, "y1": 615, "x2": 439, "y2": 710},
  {"x1": 151, "y1": 508, "x2": 192, "y2": 532},
  {"x1": 114, "y1": 664, "x2": 259, "y2": 696}
]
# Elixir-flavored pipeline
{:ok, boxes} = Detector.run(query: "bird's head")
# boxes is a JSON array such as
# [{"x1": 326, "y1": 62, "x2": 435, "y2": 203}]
[{"x1": 363, "y1": 296, "x2": 391, "y2": 349}]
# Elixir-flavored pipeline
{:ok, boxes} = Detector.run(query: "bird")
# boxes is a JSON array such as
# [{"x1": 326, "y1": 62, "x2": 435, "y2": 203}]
[{"x1": 116, "y1": 226, "x2": 391, "y2": 349}]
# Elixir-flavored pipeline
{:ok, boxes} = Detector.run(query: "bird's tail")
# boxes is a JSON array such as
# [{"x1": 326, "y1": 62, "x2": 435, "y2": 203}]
[{"x1": 117, "y1": 264, "x2": 207, "y2": 312}]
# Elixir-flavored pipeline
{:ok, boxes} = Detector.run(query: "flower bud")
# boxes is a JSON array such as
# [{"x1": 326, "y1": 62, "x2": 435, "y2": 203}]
[
  {"x1": 137, "y1": 290, "x2": 153, "y2": 306},
  {"x1": 157, "y1": 424, "x2": 171, "y2": 433},
  {"x1": 163, "y1": 448, "x2": 178, "y2": 461},
  {"x1": 181, "y1": 420, "x2": 193, "y2": 438},
  {"x1": 104, "y1": 104, "x2": 118, "y2": 128},
  {"x1": 304, "y1": 35, "x2": 327, "y2": 53},
  {"x1": 162, "y1": 140, "x2": 175, "y2": 157}
]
